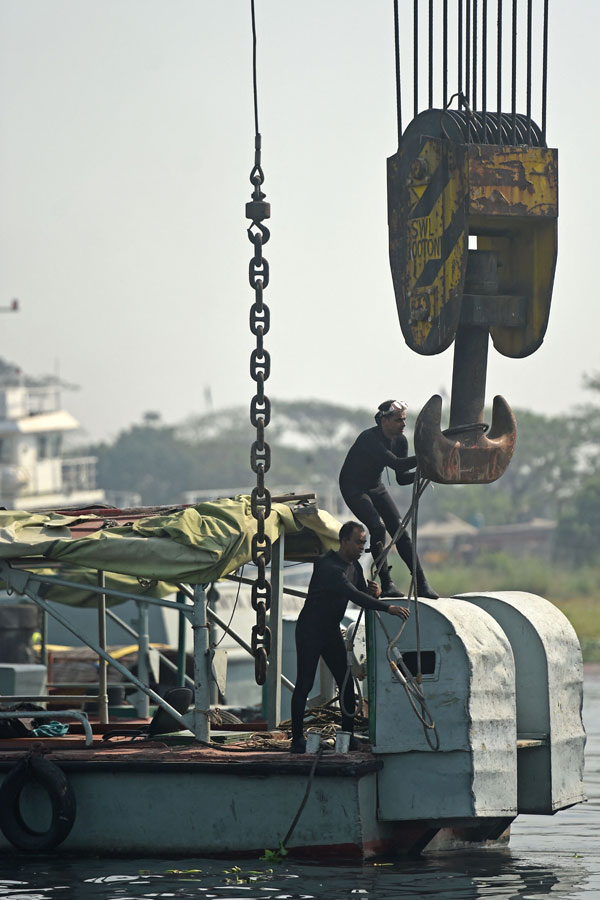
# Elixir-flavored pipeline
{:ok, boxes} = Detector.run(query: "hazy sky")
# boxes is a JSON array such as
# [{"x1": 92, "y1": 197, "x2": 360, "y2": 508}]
[{"x1": 0, "y1": 1, "x2": 598, "y2": 443}]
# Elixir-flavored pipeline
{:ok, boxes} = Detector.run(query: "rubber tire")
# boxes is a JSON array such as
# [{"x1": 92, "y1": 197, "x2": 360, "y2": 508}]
[{"x1": 0, "y1": 757, "x2": 76, "y2": 851}]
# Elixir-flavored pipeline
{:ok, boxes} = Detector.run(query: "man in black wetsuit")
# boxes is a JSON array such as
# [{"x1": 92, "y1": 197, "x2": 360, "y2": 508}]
[
  {"x1": 339, "y1": 399, "x2": 438, "y2": 600},
  {"x1": 290, "y1": 520, "x2": 410, "y2": 754}
]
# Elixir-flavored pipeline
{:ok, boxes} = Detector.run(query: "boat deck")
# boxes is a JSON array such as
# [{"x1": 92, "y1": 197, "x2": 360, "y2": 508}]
[{"x1": 0, "y1": 736, "x2": 382, "y2": 777}]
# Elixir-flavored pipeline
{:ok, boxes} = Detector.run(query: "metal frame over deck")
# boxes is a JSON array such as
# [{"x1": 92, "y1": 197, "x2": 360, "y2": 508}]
[{"x1": 0, "y1": 530, "x2": 296, "y2": 742}]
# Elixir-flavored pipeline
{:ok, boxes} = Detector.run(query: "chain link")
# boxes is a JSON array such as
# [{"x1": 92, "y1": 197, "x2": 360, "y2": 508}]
[{"x1": 246, "y1": 132, "x2": 272, "y2": 686}]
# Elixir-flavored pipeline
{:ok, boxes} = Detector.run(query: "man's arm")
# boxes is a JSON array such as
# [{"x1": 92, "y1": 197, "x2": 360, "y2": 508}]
[
  {"x1": 327, "y1": 564, "x2": 407, "y2": 614},
  {"x1": 391, "y1": 433, "x2": 417, "y2": 483}
]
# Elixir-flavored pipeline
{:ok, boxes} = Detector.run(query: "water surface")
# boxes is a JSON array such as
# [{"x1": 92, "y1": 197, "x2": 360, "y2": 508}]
[{"x1": 1, "y1": 673, "x2": 598, "y2": 900}]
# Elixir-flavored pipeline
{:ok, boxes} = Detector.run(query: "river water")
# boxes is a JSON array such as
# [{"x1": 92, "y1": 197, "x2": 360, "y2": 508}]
[{"x1": 1, "y1": 672, "x2": 598, "y2": 900}]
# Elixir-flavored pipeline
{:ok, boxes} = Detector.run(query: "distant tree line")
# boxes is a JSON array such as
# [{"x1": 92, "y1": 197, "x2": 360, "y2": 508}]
[{"x1": 74, "y1": 376, "x2": 600, "y2": 566}]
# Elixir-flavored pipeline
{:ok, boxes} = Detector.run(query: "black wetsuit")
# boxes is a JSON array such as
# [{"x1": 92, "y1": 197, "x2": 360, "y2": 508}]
[
  {"x1": 339, "y1": 425, "x2": 417, "y2": 574},
  {"x1": 291, "y1": 550, "x2": 390, "y2": 740}
]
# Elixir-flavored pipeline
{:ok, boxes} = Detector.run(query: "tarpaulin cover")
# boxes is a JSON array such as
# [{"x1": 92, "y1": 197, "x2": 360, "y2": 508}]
[{"x1": 0, "y1": 497, "x2": 342, "y2": 606}]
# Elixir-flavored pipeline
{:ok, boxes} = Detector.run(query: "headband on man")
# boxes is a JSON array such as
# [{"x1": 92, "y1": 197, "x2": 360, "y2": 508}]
[{"x1": 375, "y1": 399, "x2": 408, "y2": 424}]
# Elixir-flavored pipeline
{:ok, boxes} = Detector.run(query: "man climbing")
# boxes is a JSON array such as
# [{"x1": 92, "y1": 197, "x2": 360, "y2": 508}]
[
  {"x1": 339, "y1": 399, "x2": 438, "y2": 600},
  {"x1": 290, "y1": 521, "x2": 409, "y2": 754}
]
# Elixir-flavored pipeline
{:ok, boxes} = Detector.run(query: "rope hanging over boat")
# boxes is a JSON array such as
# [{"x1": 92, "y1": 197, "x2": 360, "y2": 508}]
[{"x1": 246, "y1": 0, "x2": 273, "y2": 686}]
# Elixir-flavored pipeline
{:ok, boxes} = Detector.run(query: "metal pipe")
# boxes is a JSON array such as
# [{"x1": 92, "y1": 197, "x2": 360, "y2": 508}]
[
  {"x1": 226, "y1": 573, "x2": 307, "y2": 600},
  {"x1": 135, "y1": 601, "x2": 150, "y2": 719},
  {"x1": 449, "y1": 251, "x2": 497, "y2": 428},
  {"x1": 0, "y1": 565, "x2": 189, "y2": 730},
  {"x1": 17, "y1": 569, "x2": 195, "y2": 616},
  {"x1": 207, "y1": 586, "x2": 219, "y2": 705},
  {"x1": 104, "y1": 606, "x2": 194, "y2": 688},
  {"x1": 192, "y1": 584, "x2": 210, "y2": 742},
  {"x1": 97, "y1": 570, "x2": 109, "y2": 725},
  {"x1": 0, "y1": 709, "x2": 93, "y2": 748},
  {"x1": 176, "y1": 590, "x2": 188, "y2": 688}
]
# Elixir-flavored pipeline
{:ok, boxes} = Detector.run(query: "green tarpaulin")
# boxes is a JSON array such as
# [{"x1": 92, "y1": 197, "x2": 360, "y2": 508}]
[{"x1": 0, "y1": 497, "x2": 342, "y2": 606}]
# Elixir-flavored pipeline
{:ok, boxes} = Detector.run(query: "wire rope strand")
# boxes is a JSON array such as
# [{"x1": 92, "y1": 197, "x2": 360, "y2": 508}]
[
  {"x1": 443, "y1": 0, "x2": 448, "y2": 108},
  {"x1": 497, "y1": 0, "x2": 503, "y2": 143},
  {"x1": 473, "y1": 0, "x2": 478, "y2": 111},
  {"x1": 541, "y1": 0, "x2": 549, "y2": 142},
  {"x1": 458, "y1": 0, "x2": 464, "y2": 101},
  {"x1": 251, "y1": 0, "x2": 259, "y2": 136},
  {"x1": 511, "y1": 0, "x2": 517, "y2": 144},
  {"x1": 465, "y1": 0, "x2": 471, "y2": 108},
  {"x1": 413, "y1": 0, "x2": 419, "y2": 118},
  {"x1": 282, "y1": 747, "x2": 325, "y2": 848},
  {"x1": 428, "y1": 0, "x2": 434, "y2": 108},
  {"x1": 214, "y1": 566, "x2": 244, "y2": 648},
  {"x1": 411, "y1": 473, "x2": 423, "y2": 681},
  {"x1": 526, "y1": 0, "x2": 532, "y2": 143},
  {"x1": 482, "y1": 0, "x2": 488, "y2": 138},
  {"x1": 371, "y1": 478, "x2": 430, "y2": 580},
  {"x1": 394, "y1": 0, "x2": 403, "y2": 145}
]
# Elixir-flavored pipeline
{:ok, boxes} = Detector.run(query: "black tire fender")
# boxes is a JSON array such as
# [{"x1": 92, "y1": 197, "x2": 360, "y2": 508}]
[{"x1": 0, "y1": 756, "x2": 76, "y2": 852}]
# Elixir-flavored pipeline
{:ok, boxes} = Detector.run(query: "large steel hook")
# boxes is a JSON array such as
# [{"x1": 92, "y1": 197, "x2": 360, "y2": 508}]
[
  {"x1": 414, "y1": 394, "x2": 516, "y2": 484},
  {"x1": 413, "y1": 250, "x2": 517, "y2": 484}
]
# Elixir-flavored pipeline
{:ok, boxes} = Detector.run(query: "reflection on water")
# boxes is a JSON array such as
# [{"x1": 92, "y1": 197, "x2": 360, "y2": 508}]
[{"x1": 0, "y1": 673, "x2": 598, "y2": 900}]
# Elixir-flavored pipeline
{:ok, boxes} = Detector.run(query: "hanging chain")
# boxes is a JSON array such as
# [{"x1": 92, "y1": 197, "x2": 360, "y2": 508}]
[{"x1": 246, "y1": 1, "x2": 272, "y2": 687}]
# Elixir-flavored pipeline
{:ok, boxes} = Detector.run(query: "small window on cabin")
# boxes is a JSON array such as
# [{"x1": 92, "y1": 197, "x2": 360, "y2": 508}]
[
  {"x1": 0, "y1": 438, "x2": 12, "y2": 464},
  {"x1": 37, "y1": 435, "x2": 49, "y2": 459},
  {"x1": 50, "y1": 433, "x2": 62, "y2": 457}
]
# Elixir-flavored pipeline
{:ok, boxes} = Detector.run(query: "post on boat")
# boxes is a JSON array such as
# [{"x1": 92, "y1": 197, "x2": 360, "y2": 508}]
[
  {"x1": 176, "y1": 589, "x2": 187, "y2": 688},
  {"x1": 192, "y1": 583, "x2": 211, "y2": 743},
  {"x1": 136, "y1": 599, "x2": 150, "y2": 718},
  {"x1": 266, "y1": 536, "x2": 284, "y2": 730},
  {"x1": 97, "y1": 569, "x2": 109, "y2": 724}
]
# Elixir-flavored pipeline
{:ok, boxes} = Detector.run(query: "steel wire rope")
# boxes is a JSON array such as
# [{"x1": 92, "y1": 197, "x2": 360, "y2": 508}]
[
  {"x1": 375, "y1": 608, "x2": 439, "y2": 751},
  {"x1": 340, "y1": 613, "x2": 365, "y2": 719},
  {"x1": 341, "y1": 474, "x2": 430, "y2": 721},
  {"x1": 280, "y1": 747, "x2": 324, "y2": 850},
  {"x1": 394, "y1": 0, "x2": 402, "y2": 145},
  {"x1": 370, "y1": 477, "x2": 430, "y2": 582},
  {"x1": 410, "y1": 470, "x2": 424, "y2": 682},
  {"x1": 213, "y1": 566, "x2": 245, "y2": 649},
  {"x1": 371, "y1": 470, "x2": 439, "y2": 751}
]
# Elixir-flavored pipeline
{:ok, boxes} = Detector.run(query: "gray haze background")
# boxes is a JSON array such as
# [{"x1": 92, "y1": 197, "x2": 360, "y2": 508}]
[{"x1": 0, "y1": 1, "x2": 597, "y2": 442}]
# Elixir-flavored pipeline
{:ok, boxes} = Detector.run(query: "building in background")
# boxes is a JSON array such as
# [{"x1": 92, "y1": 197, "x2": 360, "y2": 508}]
[{"x1": 0, "y1": 361, "x2": 104, "y2": 511}]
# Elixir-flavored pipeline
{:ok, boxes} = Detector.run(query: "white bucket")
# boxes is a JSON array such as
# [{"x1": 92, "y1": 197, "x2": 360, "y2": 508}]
[
  {"x1": 335, "y1": 730, "x2": 351, "y2": 754},
  {"x1": 306, "y1": 732, "x2": 321, "y2": 753}
]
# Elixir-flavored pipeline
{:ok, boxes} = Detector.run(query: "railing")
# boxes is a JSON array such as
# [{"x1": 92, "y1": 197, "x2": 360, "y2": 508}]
[{"x1": 0, "y1": 535, "x2": 292, "y2": 743}]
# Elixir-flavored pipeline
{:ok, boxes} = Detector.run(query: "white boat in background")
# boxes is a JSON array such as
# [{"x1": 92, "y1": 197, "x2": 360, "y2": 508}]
[{"x1": 0, "y1": 360, "x2": 104, "y2": 512}]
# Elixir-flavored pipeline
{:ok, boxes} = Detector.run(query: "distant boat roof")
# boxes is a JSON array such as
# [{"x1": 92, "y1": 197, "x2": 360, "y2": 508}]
[{"x1": 0, "y1": 409, "x2": 80, "y2": 434}]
